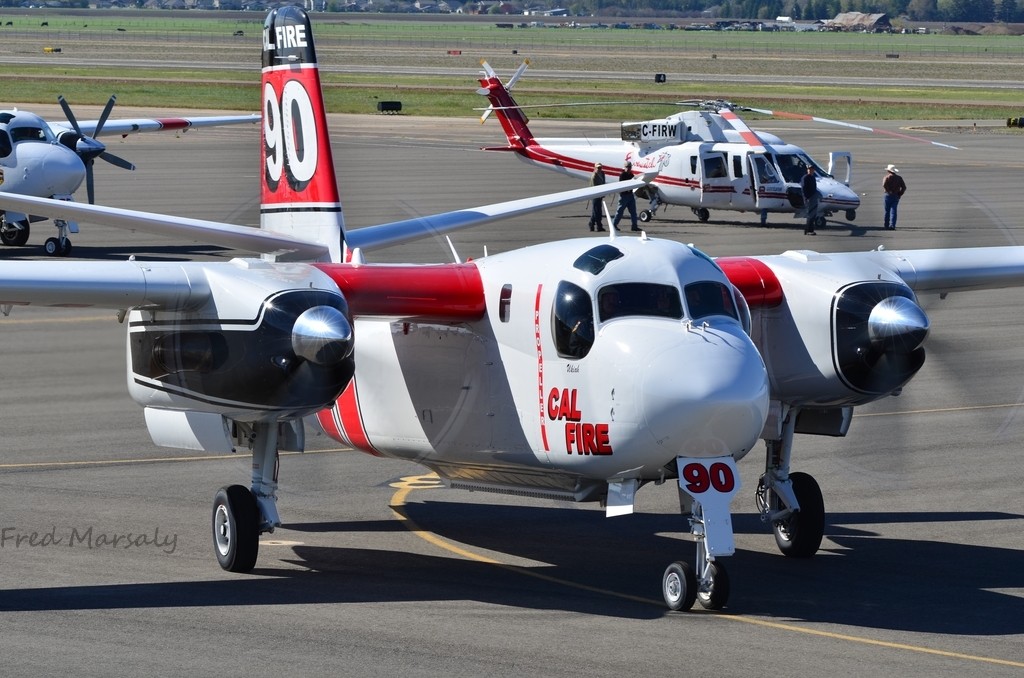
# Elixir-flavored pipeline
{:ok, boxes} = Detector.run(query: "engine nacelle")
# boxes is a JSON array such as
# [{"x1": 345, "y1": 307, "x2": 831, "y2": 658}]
[
  {"x1": 127, "y1": 261, "x2": 355, "y2": 425},
  {"x1": 743, "y1": 253, "x2": 929, "y2": 408}
]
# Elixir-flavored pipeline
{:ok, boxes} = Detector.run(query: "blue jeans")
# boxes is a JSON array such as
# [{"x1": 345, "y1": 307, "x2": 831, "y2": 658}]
[
  {"x1": 884, "y1": 194, "x2": 901, "y2": 228},
  {"x1": 613, "y1": 194, "x2": 638, "y2": 229}
]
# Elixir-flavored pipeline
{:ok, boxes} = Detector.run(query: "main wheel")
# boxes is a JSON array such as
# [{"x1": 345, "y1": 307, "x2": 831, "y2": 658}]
[
  {"x1": 59, "y1": 239, "x2": 72, "y2": 257},
  {"x1": 0, "y1": 220, "x2": 29, "y2": 246},
  {"x1": 44, "y1": 237, "x2": 61, "y2": 256},
  {"x1": 814, "y1": 215, "x2": 827, "y2": 229},
  {"x1": 696, "y1": 207, "x2": 710, "y2": 222},
  {"x1": 212, "y1": 484, "x2": 260, "y2": 573},
  {"x1": 696, "y1": 561, "x2": 730, "y2": 610},
  {"x1": 662, "y1": 560, "x2": 698, "y2": 611},
  {"x1": 639, "y1": 210, "x2": 652, "y2": 223},
  {"x1": 773, "y1": 471, "x2": 825, "y2": 558}
]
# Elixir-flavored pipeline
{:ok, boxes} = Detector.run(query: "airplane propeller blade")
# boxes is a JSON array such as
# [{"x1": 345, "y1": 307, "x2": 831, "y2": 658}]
[
  {"x1": 57, "y1": 94, "x2": 135, "y2": 204},
  {"x1": 99, "y1": 151, "x2": 136, "y2": 172}
]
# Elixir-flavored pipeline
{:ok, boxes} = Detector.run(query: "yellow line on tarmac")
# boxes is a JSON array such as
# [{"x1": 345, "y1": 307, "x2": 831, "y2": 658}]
[
  {"x1": 854, "y1": 402, "x2": 1024, "y2": 418},
  {"x1": 390, "y1": 472, "x2": 1024, "y2": 670}
]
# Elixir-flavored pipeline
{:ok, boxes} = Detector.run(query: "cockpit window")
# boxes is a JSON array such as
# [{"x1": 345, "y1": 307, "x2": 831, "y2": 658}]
[
  {"x1": 0, "y1": 130, "x2": 11, "y2": 158},
  {"x1": 772, "y1": 153, "x2": 823, "y2": 183},
  {"x1": 684, "y1": 281, "x2": 739, "y2": 322},
  {"x1": 10, "y1": 126, "x2": 48, "y2": 143},
  {"x1": 752, "y1": 154, "x2": 780, "y2": 184},
  {"x1": 552, "y1": 281, "x2": 594, "y2": 360},
  {"x1": 598, "y1": 283, "x2": 682, "y2": 322},
  {"x1": 573, "y1": 244, "x2": 624, "y2": 275}
]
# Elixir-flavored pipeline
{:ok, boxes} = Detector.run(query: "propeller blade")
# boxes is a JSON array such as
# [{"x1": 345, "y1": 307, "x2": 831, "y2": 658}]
[
  {"x1": 99, "y1": 151, "x2": 135, "y2": 171},
  {"x1": 57, "y1": 95, "x2": 83, "y2": 136},
  {"x1": 717, "y1": 109, "x2": 766, "y2": 153},
  {"x1": 739, "y1": 105, "x2": 959, "y2": 150},
  {"x1": 85, "y1": 162, "x2": 95, "y2": 204},
  {"x1": 93, "y1": 95, "x2": 117, "y2": 138}
]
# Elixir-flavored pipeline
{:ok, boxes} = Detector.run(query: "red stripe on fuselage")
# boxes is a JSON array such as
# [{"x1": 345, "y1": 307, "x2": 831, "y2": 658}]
[
  {"x1": 314, "y1": 262, "x2": 485, "y2": 321},
  {"x1": 718, "y1": 257, "x2": 784, "y2": 308},
  {"x1": 331, "y1": 381, "x2": 382, "y2": 456}
]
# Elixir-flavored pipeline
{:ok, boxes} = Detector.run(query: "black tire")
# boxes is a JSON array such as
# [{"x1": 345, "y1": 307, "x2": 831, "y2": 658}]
[
  {"x1": 696, "y1": 560, "x2": 730, "y2": 610},
  {"x1": 59, "y1": 239, "x2": 72, "y2": 257},
  {"x1": 212, "y1": 484, "x2": 260, "y2": 573},
  {"x1": 639, "y1": 210, "x2": 652, "y2": 223},
  {"x1": 696, "y1": 207, "x2": 710, "y2": 222},
  {"x1": 662, "y1": 560, "x2": 698, "y2": 611},
  {"x1": 773, "y1": 471, "x2": 825, "y2": 558},
  {"x1": 845, "y1": 209, "x2": 857, "y2": 221},
  {"x1": 1, "y1": 221, "x2": 30, "y2": 246},
  {"x1": 44, "y1": 237, "x2": 60, "y2": 256},
  {"x1": 815, "y1": 215, "x2": 827, "y2": 229}
]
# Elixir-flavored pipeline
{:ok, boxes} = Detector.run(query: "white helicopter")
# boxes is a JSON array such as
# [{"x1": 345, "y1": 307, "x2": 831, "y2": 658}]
[
  {"x1": 1, "y1": 7, "x2": 1022, "y2": 612},
  {"x1": 477, "y1": 60, "x2": 955, "y2": 229},
  {"x1": 0, "y1": 96, "x2": 258, "y2": 256}
]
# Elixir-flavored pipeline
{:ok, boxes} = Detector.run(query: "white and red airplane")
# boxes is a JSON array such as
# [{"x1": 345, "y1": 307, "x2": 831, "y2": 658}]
[
  {"x1": 475, "y1": 61, "x2": 952, "y2": 229},
  {"x1": 0, "y1": 96, "x2": 258, "y2": 256},
  {"x1": 1, "y1": 7, "x2": 1023, "y2": 612}
]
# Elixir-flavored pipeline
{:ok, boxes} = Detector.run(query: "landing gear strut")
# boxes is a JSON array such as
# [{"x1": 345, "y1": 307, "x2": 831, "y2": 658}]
[
  {"x1": 212, "y1": 421, "x2": 285, "y2": 573},
  {"x1": 661, "y1": 455, "x2": 739, "y2": 611},
  {"x1": 44, "y1": 219, "x2": 73, "y2": 257},
  {"x1": 756, "y1": 411, "x2": 826, "y2": 558}
]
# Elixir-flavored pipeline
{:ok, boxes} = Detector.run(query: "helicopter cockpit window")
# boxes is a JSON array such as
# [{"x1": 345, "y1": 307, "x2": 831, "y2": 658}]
[
  {"x1": 773, "y1": 153, "x2": 822, "y2": 183},
  {"x1": 684, "y1": 281, "x2": 739, "y2": 322},
  {"x1": 703, "y1": 154, "x2": 728, "y2": 179},
  {"x1": 552, "y1": 281, "x2": 594, "y2": 360},
  {"x1": 752, "y1": 155, "x2": 780, "y2": 184},
  {"x1": 599, "y1": 283, "x2": 682, "y2": 322},
  {"x1": 0, "y1": 130, "x2": 12, "y2": 158}
]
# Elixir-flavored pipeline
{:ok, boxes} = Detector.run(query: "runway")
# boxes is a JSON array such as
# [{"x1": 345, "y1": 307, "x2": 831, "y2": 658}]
[{"x1": 1, "y1": 109, "x2": 1023, "y2": 676}]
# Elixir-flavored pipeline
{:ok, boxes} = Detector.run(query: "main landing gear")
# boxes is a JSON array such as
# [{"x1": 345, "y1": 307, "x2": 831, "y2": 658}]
[
  {"x1": 755, "y1": 412, "x2": 825, "y2": 559},
  {"x1": 211, "y1": 421, "x2": 285, "y2": 573}
]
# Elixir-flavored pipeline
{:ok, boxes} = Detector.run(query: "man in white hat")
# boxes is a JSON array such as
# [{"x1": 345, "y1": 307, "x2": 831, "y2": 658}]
[
  {"x1": 588, "y1": 162, "x2": 606, "y2": 231},
  {"x1": 882, "y1": 164, "x2": 907, "y2": 230}
]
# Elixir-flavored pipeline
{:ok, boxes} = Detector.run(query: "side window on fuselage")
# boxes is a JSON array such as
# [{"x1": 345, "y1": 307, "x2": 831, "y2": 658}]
[
  {"x1": 552, "y1": 281, "x2": 594, "y2": 360},
  {"x1": 0, "y1": 130, "x2": 11, "y2": 158}
]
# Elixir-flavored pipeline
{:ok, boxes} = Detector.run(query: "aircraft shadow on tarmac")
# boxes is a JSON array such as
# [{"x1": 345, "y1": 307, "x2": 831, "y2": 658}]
[{"x1": 3, "y1": 501, "x2": 1022, "y2": 633}]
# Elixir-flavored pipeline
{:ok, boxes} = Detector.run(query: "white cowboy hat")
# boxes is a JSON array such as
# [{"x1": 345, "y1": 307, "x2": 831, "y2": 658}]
[{"x1": 885, "y1": 164, "x2": 900, "y2": 173}]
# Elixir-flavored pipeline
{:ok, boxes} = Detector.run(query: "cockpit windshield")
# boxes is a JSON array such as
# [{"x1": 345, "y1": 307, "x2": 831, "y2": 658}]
[
  {"x1": 772, "y1": 153, "x2": 823, "y2": 183},
  {"x1": 5, "y1": 113, "x2": 56, "y2": 145},
  {"x1": 684, "y1": 281, "x2": 739, "y2": 322},
  {"x1": 598, "y1": 283, "x2": 682, "y2": 322}
]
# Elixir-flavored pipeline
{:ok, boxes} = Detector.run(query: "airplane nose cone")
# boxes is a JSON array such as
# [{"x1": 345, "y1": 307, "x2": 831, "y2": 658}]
[
  {"x1": 640, "y1": 327, "x2": 768, "y2": 458},
  {"x1": 41, "y1": 145, "x2": 86, "y2": 194}
]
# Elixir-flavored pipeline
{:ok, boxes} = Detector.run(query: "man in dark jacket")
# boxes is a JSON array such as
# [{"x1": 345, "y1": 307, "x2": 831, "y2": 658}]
[
  {"x1": 801, "y1": 165, "x2": 819, "y2": 236},
  {"x1": 612, "y1": 161, "x2": 639, "y2": 232},
  {"x1": 882, "y1": 164, "x2": 907, "y2": 230}
]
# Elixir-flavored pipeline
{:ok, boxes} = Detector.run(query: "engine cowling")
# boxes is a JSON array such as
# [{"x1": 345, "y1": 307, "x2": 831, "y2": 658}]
[{"x1": 128, "y1": 287, "x2": 354, "y2": 422}]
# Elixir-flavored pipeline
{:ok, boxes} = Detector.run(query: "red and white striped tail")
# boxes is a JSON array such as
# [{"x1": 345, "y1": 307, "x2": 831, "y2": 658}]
[{"x1": 260, "y1": 6, "x2": 345, "y2": 263}]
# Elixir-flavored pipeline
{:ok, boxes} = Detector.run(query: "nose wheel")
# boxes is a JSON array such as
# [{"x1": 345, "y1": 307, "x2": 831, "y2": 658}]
[{"x1": 212, "y1": 484, "x2": 260, "y2": 573}]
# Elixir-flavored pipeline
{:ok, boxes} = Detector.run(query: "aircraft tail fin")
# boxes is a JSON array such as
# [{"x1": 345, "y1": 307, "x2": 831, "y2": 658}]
[
  {"x1": 477, "y1": 60, "x2": 536, "y2": 149},
  {"x1": 260, "y1": 6, "x2": 345, "y2": 263}
]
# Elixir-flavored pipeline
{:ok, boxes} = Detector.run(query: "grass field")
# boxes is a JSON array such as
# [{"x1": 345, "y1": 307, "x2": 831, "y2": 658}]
[{"x1": 1, "y1": 10, "x2": 1022, "y2": 121}]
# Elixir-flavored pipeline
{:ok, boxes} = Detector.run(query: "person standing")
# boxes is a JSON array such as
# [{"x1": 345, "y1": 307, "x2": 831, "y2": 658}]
[
  {"x1": 612, "y1": 161, "x2": 639, "y2": 232},
  {"x1": 588, "y1": 162, "x2": 605, "y2": 231},
  {"x1": 882, "y1": 164, "x2": 907, "y2": 230},
  {"x1": 801, "y1": 164, "x2": 819, "y2": 236}
]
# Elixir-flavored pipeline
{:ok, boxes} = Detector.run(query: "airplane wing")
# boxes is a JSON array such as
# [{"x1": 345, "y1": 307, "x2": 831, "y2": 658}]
[
  {"x1": 49, "y1": 113, "x2": 260, "y2": 137},
  {"x1": 0, "y1": 178, "x2": 650, "y2": 260}
]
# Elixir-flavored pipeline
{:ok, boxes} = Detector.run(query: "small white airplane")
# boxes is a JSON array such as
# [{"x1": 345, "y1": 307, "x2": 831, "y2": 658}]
[
  {"x1": 476, "y1": 61, "x2": 956, "y2": 229},
  {"x1": 0, "y1": 95, "x2": 258, "y2": 256},
  {"x1": 1, "y1": 7, "x2": 1023, "y2": 612}
]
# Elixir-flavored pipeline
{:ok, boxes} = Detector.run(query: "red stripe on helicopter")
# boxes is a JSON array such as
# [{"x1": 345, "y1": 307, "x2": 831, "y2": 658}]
[
  {"x1": 316, "y1": 263, "x2": 485, "y2": 321},
  {"x1": 718, "y1": 257, "x2": 784, "y2": 308}
]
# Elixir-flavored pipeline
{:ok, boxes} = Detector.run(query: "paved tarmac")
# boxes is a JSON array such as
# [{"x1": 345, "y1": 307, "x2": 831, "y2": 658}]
[{"x1": 1, "y1": 109, "x2": 1023, "y2": 676}]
